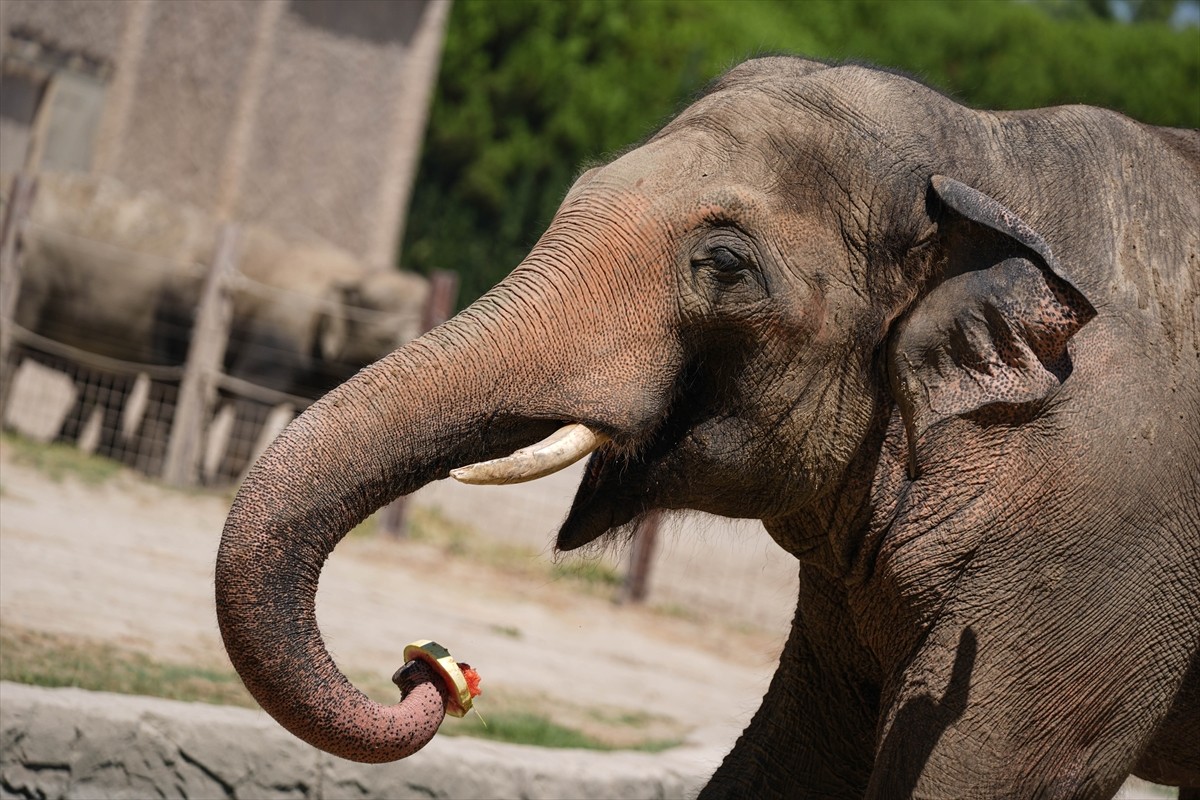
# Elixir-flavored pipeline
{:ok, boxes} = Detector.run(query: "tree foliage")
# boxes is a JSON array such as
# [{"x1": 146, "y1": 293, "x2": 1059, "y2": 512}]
[
  {"x1": 401, "y1": 0, "x2": 1200, "y2": 305},
  {"x1": 1066, "y1": 0, "x2": 1187, "y2": 22}
]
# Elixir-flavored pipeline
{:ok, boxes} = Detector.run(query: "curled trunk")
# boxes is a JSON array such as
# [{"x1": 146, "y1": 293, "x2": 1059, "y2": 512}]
[
  {"x1": 215, "y1": 321, "x2": 563, "y2": 760},
  {"x1": 216, "y1": 242, "x2": 678, "y2": 760}
]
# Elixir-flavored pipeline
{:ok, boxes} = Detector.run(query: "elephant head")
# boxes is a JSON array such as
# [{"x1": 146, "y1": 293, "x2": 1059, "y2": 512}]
[
  {"x1": 316, "y1": 269, "x2": 431, "y2": 370},
  {"x1": 216, "y1": 58, "x2": 1099, "y2": 764}
]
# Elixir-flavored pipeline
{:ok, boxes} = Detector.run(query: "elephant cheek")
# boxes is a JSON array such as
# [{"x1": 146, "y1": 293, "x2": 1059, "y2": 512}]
[{"x1": 654, "y1": 421, "x2": 781, "y2": 519}]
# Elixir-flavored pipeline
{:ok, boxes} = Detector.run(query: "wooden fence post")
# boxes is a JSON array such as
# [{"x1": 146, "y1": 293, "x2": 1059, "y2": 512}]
[
  {"x1": 0, "y1": 173, "x2": 39, "y2": 408},
  {"x1": 380, "y1": 268, "x2": 460, "y2": 538},
  {"x1": 162, "y1": 224, "x2": 239, "y2": 486},
  {"x1": 620, "y1": 511, "x2": 662, "y2": 605},
  {"x1": 421, "y1": 269, "x2": 460, "y2": 332}
]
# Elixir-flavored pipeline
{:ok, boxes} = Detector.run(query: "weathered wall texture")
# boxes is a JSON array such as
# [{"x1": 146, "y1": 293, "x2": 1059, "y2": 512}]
[
  {"x1": 0, "y1": 0, "x2": 449, "y2": 269},
  {"x1": 114, "y1": 2, "x2": 259, "y2": 215},
  {"x1": 0, "y1": 683, "x2": 711, "y2": 800},
  {"x1": 0, "y1": 0, "x2": 129, "y2": 64}
]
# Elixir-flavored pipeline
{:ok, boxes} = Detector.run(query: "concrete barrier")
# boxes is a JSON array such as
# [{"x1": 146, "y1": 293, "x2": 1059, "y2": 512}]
[{"x1": 0, "y1": 682, "x2": 715, "y2": 799}]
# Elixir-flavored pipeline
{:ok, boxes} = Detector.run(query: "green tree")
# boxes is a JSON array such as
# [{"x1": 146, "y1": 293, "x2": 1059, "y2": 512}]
[
  {"x1": 402, "y1": 0, "x2": 708, "y2": 304},
  {"x1": 1069, "y1": 0, "x2": 1185, "y2": 22}
]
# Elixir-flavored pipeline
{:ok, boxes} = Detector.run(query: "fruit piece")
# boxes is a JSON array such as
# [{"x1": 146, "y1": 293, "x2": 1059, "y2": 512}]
[
  {"x1": 402, "y1": 640, "x2": 478, "y2": 718},
  {"x1": 461, "y1": 664, "x2": 483, "y2": 699}
]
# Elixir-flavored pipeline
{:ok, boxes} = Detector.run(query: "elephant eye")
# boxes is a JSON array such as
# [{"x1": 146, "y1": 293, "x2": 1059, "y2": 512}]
[
  {"x1": 709, "y1": 246, "x2": 743, "y2": 272},
  {"x1": 690, "y1": 236, "x2": 762, "y2": 293}
]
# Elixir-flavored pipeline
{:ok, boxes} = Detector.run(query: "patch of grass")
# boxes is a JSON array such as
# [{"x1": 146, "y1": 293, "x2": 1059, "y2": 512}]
[
  {"x1": 0, "y1": 627, "x2": 682, "y2": 752},
  {"x1": 0, "y1": 628, "x2": 254, "y2": 708},
  {"x1": 404, "y1": 506, "x2": 539, "y2": 571},
  {"x1": 622, "y1": 735, "x2": 684, "y2": 753},
  {"x1": 395, "y1": 508, "x2": 627, "y2": 597},
  {"x1": 649, "y1": 601, "x2": 702, "y2": 623},
  {"x1": 443, "y1": 711, "x2": 681, "y2": 752},
  {"x1": 347, "y1": 514, "x2": 379, "y2": 540},
  {"x1": 3, "y1": 433, "x2": 122, "y2": 486},
  {"x1": 406, "y1": 505, "x2": 470, "y2": 545},
  {"x1": 488, "y1": 624, "x2": 522, "y2": 639},
  {"x1": 444, "y1": 711, "x2": 609, "y2": 749},
  {"x1": 551, "y1": 557, "x2": 622, "y2": 587},
  {"x1": 586, "y1": 706, "x2": 662, "y2": 728}
]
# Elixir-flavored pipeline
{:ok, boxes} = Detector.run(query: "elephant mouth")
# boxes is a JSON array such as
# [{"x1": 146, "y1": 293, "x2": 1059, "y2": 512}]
[
  {"x1": 449, "y1": 359, "x2": 722, "y2": 552},
  {"x1": 450, "y1": 423, "x2": 666, "y2": 552},
  {"x1": 556, "y1": 388, "x2": 705, "y2": 551},
  {"x1": 555, "y1": 444, "x2": 652, "y2": 551}
]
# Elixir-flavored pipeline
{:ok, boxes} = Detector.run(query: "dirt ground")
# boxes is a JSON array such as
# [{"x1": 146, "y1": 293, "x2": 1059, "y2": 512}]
[
  {"x1": 0, "y1": 439, "x2": 1177, "y2": 798},
  {"x1": 0, "y1": 437, "x2": 783, "y2": 753}
]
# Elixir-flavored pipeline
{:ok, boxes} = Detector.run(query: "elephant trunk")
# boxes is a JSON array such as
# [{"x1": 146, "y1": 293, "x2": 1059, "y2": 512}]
[
  {"x1": 215, "y1": 321, "x2": 560, "y2": 761},
  {"x1": 215, "y1": 231, "x2": 678, "y2": 761}
]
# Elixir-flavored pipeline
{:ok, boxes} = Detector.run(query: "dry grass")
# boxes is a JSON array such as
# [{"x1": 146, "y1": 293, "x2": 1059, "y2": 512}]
[{"x1": 0, "y1": 626, "x2": 684, "y2": 752}]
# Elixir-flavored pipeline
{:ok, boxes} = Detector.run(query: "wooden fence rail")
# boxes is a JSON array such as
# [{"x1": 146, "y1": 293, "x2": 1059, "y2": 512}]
[{"x1": 0, "y1": 173, "x2": 38, "y2": 404}]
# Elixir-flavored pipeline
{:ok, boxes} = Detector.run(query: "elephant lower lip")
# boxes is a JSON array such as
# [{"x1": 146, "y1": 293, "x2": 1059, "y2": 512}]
[
  {"x1": 555, "y1": 525, "x2": 607, "y2": 552},
  {"x1": 555, "y1": 500, "x2": 637, "y2": 551},
  {"x1": 555, "y1": 365, "x2": 704, "y2": 551},
  {"x1": 555, "y1": 445, "x2": 646, "y2": 551}
]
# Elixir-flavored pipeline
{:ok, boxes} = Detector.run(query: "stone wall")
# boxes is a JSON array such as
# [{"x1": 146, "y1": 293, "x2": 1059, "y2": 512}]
[
  {"x1": 0, "y1": 0, "x2": 449, "y2": 268},
  {"x1": 0, "y1": 683, "x2": 713, "y2": 800}
]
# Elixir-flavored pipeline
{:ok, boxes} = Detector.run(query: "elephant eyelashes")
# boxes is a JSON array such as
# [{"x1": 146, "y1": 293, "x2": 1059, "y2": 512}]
[
  {"x1": 693, "y1": 243, "x2": 757, "y2": 285},
  {"x1": 709, "y1": 246, "x2": 745, "y2": 273}
]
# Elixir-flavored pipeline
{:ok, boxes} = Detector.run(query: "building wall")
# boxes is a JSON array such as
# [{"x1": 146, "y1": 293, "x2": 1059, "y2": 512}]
[
  {"x1": 0, "y1": 0, "x2": 129, "y2": 64},
  {"x1": 0, "y1": 0, "x2": 449, "y2": 268},
  {"x1": 117, "y1": 2, "x2": 260, "y2": 213},
  {"x1": 0, "y1": 1, "x2": 126, "y2": 178}
]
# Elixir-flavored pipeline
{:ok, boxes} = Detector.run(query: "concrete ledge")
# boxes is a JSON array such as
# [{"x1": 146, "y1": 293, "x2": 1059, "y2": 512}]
[{"x1": 0, "y1": 683, "x2": 715, "y2": 799}]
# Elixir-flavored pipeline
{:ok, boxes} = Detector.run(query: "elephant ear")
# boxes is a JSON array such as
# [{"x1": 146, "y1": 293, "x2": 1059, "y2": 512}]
[{"x1": 888, "y1": 176, "x2": 1097, "y2": 477}]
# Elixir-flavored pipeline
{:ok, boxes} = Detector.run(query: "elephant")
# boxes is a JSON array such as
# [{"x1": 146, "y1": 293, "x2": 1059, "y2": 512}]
[
  {"x1": 169, "y1": 225, "x2": 429, "y2": 481},
  {"x1": 12, "y1": 172, "x2": 215, "y2": 367},
  {"x1": 9, "y1": 173, "x2": 215, "y2": 460},
  {"x1": 9, "y1": 173, "x2": 428, "y2": 479},
  {"x1": 215, "y1": 57, "x2": 1199, "y2": 798}
]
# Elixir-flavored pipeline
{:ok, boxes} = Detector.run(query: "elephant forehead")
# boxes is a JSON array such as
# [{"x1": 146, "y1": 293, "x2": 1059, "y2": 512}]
[
  {"x1": 572, "y1": 134, "x2": 776, "y2": 232},
  {"x1": 608, "y1": 126, "x2": 772, "y2": 192}
]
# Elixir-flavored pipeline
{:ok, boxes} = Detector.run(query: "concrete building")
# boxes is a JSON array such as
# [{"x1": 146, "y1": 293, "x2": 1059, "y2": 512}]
[{"x1": 0, "y1": 0, "x2": 450, "y2": 269}]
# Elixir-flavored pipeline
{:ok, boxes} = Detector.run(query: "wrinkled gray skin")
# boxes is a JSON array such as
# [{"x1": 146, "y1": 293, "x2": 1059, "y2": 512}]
[
  {"x1": 216, "y1": 58, "x2": 1200, "y2": 797},
  {"x1": 13, "y1": 175, "x2": 427, "y2": 475}
]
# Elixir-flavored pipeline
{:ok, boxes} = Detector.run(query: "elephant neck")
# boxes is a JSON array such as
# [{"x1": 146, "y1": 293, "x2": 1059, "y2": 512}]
[{"x1": 763, "y1": 399, "x2": 902, "y2": 577}]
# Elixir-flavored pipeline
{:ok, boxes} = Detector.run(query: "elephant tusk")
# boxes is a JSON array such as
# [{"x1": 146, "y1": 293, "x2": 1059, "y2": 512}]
[{"x1": 451, "y1": 424, "x2": 609, "y2": 485}]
